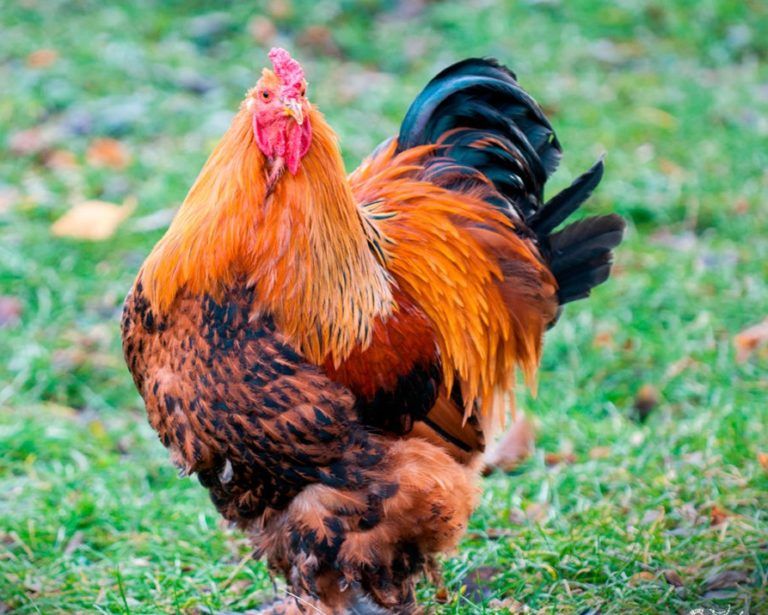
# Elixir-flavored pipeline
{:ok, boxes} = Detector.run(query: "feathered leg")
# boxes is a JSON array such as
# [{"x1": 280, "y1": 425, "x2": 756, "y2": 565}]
[{"x1": 253, "y1": 438, "x2": 479, "y2": 613}]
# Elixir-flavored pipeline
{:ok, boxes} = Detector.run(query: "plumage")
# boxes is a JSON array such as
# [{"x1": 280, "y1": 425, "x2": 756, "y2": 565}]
[{"x1": 122, "y1": 49, "x2": 624, "y2": 613}]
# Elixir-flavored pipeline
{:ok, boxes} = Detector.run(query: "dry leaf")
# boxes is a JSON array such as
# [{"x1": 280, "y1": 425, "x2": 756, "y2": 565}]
[
  {"x1": 734, "y1": 318, "x2": 768, "y2": 362},
  {"x1": 732, "y1": 197, "x2": 749, "y2": 215},
  {"x1": 758, "y1": 452, "x2": 768, "y2": 472},
  {"x1": 434, "y1": 586, "x2": 449, "y2": 604},
  {"x1": 86, "y1": 138, "x2": 131, "y2": 169},
  {"x1": 629, "y1": 571, "x2": 656, "y2": 586},
  {"x1": 248, "y1": 16, "x2": 277, "y2": 44},
  {"x1": 544, "y1": 451, "x2": 576, "y2": 466},
  {"x1": 589, "y1": 446, "x2": 611, "y2": 460},
  {"x1": 0, "y1": 296, "x2": 22, "y2": 328},
  {"x1": 484, "y1": 414, "x2": 535, "y2": 473},
  {"x1": 663, "y1": 569, "x2": 684, "y2": 587},
  {"x1": 709, "y1": 505, "x2": 730, "y2": 526},
  {"x1": 45, "y1": 149, "x2": 78, "y2": 170},
  {"x1": 52, "y1": 197, "x2": 136, "y2": 241},
  {"x1": 268, "y1": 0, "x2": 293, "y2": 19},
  {"x1": 704, "y1": 569, "x2": 751, "y2": 591},
  {"x1": 26, "y1": 48, "x2": 58, "y2": 68},
  {"x1": 633, "y1": 384, "x2": 659, "y2": 421},
  {"x1": 592, "y1": 329, "x2": 615, "y2": 349}
]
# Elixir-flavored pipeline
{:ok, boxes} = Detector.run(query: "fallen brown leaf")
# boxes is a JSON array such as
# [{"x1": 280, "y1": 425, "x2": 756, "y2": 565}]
[
  {"x1": 633, "y1": 384, "x2": 659, "y2": 421},
  {"x1": 592, "y1": 329, "x2": 615, "y2": 349},
  {"x1": 484, "y1": 414, "x2": 535, "y2": 473},
  {"x1": 434, "y1": 586, "x2": 449, "y2": 604},
  {"x1": 734, "y1": 318, "x2": 768, "y2": 362},
  {"x1": 709, "y1": 505, "x2": 730, "y2": 526},
  {"x1": 44, "y1": 149, "x2": 78, "y2": 170},
  {"x1": 26, "y1": 48, "x2": 58, "y2": 68},
  {"x1": 629, "y1": 571, "x2": 656, "y2": 586},
  {"x1": 704, "y1": 569, "x2": 751, "y2": 591},
  {"x1": 247, "y1": 16, "x2": 277, "y2": 44},
  {"x1": 267, "y1": 0, "x2": 293, "y2": 19},
  {"x1": 732, "y1": 197, "x2": 749, "y2": 215},
  {"x1": 86, "y1": 138, "x2": 131, "y2": 169},
  {"x1": 0, "y1": 296, "x2": 22, "y2": 328},
  {"x1": 544, "y1": 451, "x2": 577, "y2": 466},
  {"x1": 589, "y1": 446, "x2": 611, "y2": 460},
  {"x1": 663, "y1": 569, "x2": 684, "y2": 587},
  {"x1": 51, "y1": 197, "x2": 136, "y2": 241},
  {"x1": 758, "y1": 452, "x2": 768, "y2": 472}
]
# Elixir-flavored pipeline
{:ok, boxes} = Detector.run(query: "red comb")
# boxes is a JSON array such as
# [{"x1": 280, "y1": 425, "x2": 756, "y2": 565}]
[{"x1": 269, "y1": 48, "x2": 305, "y2": 94}]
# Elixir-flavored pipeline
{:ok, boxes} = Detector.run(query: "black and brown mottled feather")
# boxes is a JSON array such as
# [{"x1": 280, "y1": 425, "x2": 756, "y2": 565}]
[{"x1": 122, "y1": 281, "x2": 476, "y2": 612}]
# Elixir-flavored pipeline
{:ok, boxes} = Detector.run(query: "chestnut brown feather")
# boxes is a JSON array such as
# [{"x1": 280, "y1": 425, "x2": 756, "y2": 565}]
[{"x1": 122, "y1": 281, "x2": 475, "y2": 612}]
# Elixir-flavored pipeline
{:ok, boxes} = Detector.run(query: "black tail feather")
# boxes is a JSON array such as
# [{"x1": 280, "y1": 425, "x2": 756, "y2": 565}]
[
  {"x1": 529, "y1": 158, "x2": 604, "y2": 236},
  {"x1": 394, "y1": 57, "x2": 624, "y2": 309},
  {"x1": 396, "y1": 57, "x2": 562, "y2": 221},
  {"x1": 548, "y1": 214, "x2": 626, "y2": 304}
]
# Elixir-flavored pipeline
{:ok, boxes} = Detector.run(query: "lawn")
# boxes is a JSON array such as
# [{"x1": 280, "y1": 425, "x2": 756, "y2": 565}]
[{"x1": 1, "y1": 0, "x2": 767, "y2": 613}]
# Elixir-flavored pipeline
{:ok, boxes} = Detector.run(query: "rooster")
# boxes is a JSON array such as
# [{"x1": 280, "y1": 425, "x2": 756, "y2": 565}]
[{"x1": 122, "y1": 48, "x2": 624, "y2": 613}]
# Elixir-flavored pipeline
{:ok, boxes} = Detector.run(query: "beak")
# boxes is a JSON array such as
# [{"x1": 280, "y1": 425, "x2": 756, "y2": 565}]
[{"x1": 283, "y1": 98, "x2": 304, "y2": 126}]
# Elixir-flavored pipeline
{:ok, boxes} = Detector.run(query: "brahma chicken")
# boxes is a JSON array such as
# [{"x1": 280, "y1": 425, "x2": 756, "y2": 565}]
[{"x1": 122, "y1": 48, "x2": 624, "y2": 613}]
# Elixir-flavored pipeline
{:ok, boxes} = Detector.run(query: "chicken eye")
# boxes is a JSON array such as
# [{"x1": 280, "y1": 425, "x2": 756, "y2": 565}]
[{"x1": 261, "y1": 90, "x2": 272, "y2": 101}]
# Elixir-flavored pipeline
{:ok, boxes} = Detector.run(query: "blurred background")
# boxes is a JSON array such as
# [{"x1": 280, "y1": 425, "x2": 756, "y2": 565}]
[{"x1": 1, "y1": 0, "x2": 766, "y2": 612}]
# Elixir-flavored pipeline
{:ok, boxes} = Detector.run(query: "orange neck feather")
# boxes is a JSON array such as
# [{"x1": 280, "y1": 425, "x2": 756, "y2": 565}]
[{"x1": 140, "y1": 105, "x2": 393, "y2": 364}]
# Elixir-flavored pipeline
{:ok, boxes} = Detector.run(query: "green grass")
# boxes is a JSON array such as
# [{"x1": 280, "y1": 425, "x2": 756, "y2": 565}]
[{"x1": 1, "y1": 0, "x2": 767, "y2": 612}]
